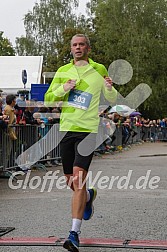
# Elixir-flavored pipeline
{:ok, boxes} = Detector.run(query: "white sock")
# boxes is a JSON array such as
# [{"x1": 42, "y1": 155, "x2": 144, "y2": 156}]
[
  {"x1": 86, "y1": 189, "x2": 90, "y2": 202},
  {"x1": 71, "y1": 218, "x2": 82, "y2": 233}
]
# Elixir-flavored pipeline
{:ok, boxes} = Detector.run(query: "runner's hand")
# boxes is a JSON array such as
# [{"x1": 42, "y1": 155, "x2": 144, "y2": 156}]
[
  {"x1": 63, "y1": 79, "x2": 76, "y2": 92},
  {"x1": 104, "y1": 76, "x2": 112, "y2": 90}
]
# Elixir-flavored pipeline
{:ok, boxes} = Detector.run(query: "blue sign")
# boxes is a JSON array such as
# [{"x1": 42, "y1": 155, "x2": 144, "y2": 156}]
[
  {"x1": 68, "y1": 90, "x2": 92, "y2": 110},
  {"x1": 22, "y1": 69, "x2": 27, "y2": 85},
  {"x1": 31, "y1": 84, "x2": 50, "y2": 101}
]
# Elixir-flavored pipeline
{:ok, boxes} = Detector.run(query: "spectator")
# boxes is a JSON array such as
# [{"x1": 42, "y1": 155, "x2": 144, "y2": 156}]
[
  {"x1": 0, "y1": 97, "x2": 8, "y2": 130},
  {"x1": 24, "y1": 101, "x2": 40, "y2": 125},
  {"x1": 160, "y1": 118, "x2": 167, "y2": 140},
  {"x1": 4, "y1": 94, "x2": 17, "y2": 140},
  {"x1": 15, "y1": 98, "x2": 25, "y2": 125},
  {"x1": 3, "y1": 95, "x2": 17, "y2": 168}
]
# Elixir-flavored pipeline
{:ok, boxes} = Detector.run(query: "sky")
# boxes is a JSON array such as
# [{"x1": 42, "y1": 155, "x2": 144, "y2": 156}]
[{"x1": 0, "y1": 0, "x2": 88, "y2": 46}]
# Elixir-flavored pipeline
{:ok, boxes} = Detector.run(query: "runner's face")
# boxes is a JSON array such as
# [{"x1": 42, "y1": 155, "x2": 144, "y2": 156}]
[{"x1": 71, "y1": 37, "x2": 90, "y2": 62}]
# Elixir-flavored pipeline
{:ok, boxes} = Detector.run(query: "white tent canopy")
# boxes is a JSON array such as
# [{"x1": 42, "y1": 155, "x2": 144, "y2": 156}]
[{"x1": 0, "y1": 56, "x2": 43, "y2": 94}]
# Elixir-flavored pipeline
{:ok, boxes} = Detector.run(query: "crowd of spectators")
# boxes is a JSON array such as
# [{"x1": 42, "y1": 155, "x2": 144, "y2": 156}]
[
  {"x1": 0, "y1": 94, "x2": 62, "y2": 169},
  {"x1": 0, "y1": 94, "x2": 61, "y2": 130},
  {"x1": 96, "y1": 108, "x2": 167, "y2": 154},
  {"x1": 1, "y1": 94, "x2": 167, "y2": 142},
  {"x1": 0, "y1": 93, "x2": 167, "y2": 165}
]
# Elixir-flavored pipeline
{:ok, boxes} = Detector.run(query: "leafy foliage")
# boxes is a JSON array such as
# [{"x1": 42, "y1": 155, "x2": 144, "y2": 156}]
[
  {"x1": 0, "y1": 32, "x2": 15, "y2": 56},
  {"x1": 16, "y1": 1, "x2": 80, "y2": 58},
  {"x1": 87, "y1": 0, "x2": 167, "y2": 118}
]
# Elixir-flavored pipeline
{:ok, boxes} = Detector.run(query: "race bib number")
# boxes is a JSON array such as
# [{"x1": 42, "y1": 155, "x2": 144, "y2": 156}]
[{"x1": 68, "y1": 90, "x2": 92, "y2": 110}]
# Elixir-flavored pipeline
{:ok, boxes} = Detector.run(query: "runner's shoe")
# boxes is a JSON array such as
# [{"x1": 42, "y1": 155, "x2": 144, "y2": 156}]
[
  {"x1": 63, "y1": 231, "x2": 79, "y2": 252},
  {"x1": 83, "y1": 187, "x2": 97, "y2": 220}
]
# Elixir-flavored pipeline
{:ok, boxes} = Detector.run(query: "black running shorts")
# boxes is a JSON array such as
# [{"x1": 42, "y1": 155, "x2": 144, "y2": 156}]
[{"x1": 60, "y1": 132, "x2": 96, "y2": 174}]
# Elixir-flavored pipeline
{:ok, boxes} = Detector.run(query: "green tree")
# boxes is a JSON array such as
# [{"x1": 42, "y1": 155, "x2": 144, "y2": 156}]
[
  {"x1": 0, "y1": 32, "x2": 15, "y2": 56},
  {"x1": 16, "y1": 0, "x2": 90, "y2": 79},
  {"x1": 15, "y1": 0, "x2": 82, "y2": 56},
  {"x1": 86, "y1": 0, "x2": 167, "y2": 118}
]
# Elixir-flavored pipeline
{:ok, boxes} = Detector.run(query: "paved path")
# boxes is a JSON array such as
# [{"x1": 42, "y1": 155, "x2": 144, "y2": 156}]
[{"x1": 1, "y1": 142, "x2": 167, "y2": 252}]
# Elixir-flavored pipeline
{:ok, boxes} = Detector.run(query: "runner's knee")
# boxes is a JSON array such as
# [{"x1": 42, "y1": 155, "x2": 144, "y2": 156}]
[
  {"x1": 73, "y1": 168, "x2": 87, "y2": 189},
  {"x1": 65, "y1": 174, "x2": 74, "y2": 189}
]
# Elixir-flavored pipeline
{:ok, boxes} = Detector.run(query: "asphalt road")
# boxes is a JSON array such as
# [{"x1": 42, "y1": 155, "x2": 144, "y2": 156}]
[{"x1": 1, "y1": 141, "x2": 167, "y2": 252}]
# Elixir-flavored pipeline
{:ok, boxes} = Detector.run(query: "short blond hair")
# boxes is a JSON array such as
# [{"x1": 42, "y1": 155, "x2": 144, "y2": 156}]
[{"x1": 71, "y1": 34, "x2": 91, "y2": 47}]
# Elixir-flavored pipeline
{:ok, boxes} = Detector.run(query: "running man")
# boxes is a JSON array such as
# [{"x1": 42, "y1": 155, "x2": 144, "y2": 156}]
[{"x1": 44, "y1": 34, "x2": 117, "y2": 252}]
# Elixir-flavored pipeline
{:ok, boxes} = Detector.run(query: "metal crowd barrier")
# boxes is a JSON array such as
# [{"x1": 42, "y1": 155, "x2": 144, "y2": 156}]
[
  {"x1": 112, "y1": 126, "x2": 122, "y2": 147},
  {"x1": 0, "y1": 125, "x2": 38, "y2": 171},
  {"x1": 37, "y1": 123, "x2": 61, "y2": 164},
  {"x1": 122, "y1": 125, "x2": 140, "y2": 145},
  {"x1": 0, "y1": 124, "x2": 61, "y2": 173},
  {"x1": 150, "y1": 126, "x2": 167, "y2": 142},
  {"x1": 0, "y1": 124, "x2": 167, "y2": 173}
]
